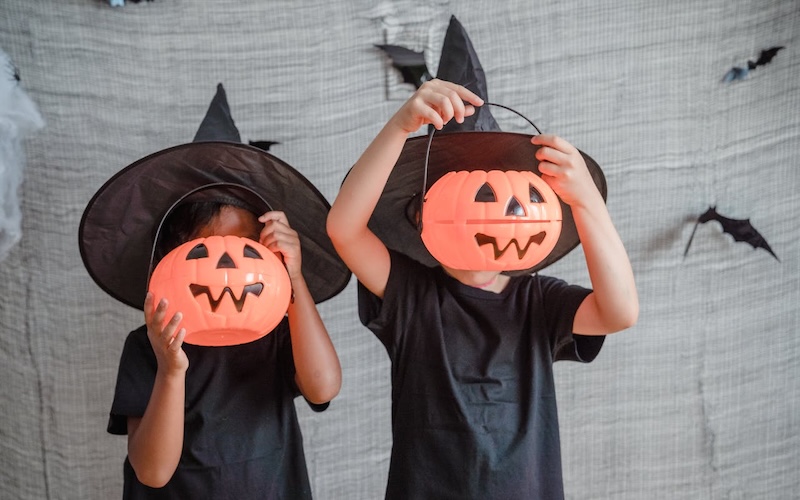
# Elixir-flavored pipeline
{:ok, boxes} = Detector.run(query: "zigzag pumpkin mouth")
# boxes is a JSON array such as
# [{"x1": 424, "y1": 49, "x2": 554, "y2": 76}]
[
  {"x1": 474, "y1": 232, "x2": 547, "y2": 260},
  {"x1": 189, "y1": 283, "x2": 264, "y2": 313}
]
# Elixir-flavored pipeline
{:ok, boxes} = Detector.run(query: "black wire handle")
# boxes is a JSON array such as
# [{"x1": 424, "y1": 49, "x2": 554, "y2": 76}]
[{"x1": 417, "y1": 102, "x2": 542, "y2": 231}]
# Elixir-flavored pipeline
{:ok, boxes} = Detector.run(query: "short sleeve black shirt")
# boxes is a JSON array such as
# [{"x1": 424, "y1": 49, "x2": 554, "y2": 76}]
[
  {"x1": 358, "y1": 251, "x2": 602, "y2": 500},
  {"x1": 108, "y1": 318, "x2": 322, "y2": 499}
]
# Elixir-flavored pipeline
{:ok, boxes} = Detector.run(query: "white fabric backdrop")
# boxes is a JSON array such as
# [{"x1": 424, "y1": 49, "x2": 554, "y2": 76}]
[
  {"x1": 0, "y1": 1, "x2": 797, "y2": 498},
  {"x1": 0, "y1": 48, "x2": 44, "y2": 262}
]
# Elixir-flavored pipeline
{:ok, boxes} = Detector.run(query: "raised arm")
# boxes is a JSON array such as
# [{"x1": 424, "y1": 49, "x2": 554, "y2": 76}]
[
  {"x1": 327, "y1": 79, "x2": 484, "y2": 298},
  {"x1": 127, "y1": 293, "x2": 188, "y2": 488},
  {"x1": 532, "y1": 134, "x2": 639, "y2": 335},
  {"x1": 259, "y1": 211, "x2": 341, "y2": 404}
]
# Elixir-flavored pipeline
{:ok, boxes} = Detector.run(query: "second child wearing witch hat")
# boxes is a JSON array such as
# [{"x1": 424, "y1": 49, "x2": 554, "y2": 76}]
[
  {"x1": 328, "y1": 17, "x2": 638, "y2": 499},
  {"x1": 80, "y1": 84, "x2": 350, "y2": 499}
]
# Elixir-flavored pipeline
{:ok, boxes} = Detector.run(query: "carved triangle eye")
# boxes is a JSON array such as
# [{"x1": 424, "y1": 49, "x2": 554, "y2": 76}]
[
  {"x1": 216, "y1": 252, "x2": 236, "y2": 269},
  {"x1": 530, "y1": 184, "x2": 544, "y2": 203},
  {"x1": 475, "y1": 182, "x2": 496, "y2": 202},
  {"x1": 186, "y1": 243, "x2": 209, "y2": 260},
  {"x1": 505, "y1": 196, "x2": 525, "y2": 216},
  {"x1": 243, "y1": 244, "x2": 263, "y2": 259}
]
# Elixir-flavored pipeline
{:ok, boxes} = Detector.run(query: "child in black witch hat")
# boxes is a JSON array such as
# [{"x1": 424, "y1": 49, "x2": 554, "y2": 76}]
[
  {"x1": 80, "y1": 84, "x2": 350, "y2": 499},
  {"x1": 328, "y1": 16, "x2": 638, "y2": 499}
]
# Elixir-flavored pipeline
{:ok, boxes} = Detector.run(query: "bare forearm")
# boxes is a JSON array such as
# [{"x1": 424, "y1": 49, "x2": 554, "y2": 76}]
[
  {"x1": 287, "y1": 276, "x2": 341, "y2": 404},
  {"x1": 127, "y1": 372, "x2": 185, "y2": 488},
  {"x1": 327, "y1": 120, "x2": 409, "y2": 296},
  {"x1": 572, "y1": 194, "x2": 639, "y2": 332}
]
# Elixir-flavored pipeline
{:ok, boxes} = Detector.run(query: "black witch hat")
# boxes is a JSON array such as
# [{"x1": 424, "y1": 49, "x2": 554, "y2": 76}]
[
  {"x1": 79, "y1": 83, "x2": 350, "y2": 309},
  {"x1": 367, "y1": 16, "x2": 607, "y2": 274}
]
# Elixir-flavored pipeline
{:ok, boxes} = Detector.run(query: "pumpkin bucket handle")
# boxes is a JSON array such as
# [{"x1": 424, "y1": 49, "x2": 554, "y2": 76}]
[
  {"x1": 417, "y1": 103, "x2": 542, "y2": 231},
  {"x1": 147, "y1": 182, "x2": 273, "y2": 284}
]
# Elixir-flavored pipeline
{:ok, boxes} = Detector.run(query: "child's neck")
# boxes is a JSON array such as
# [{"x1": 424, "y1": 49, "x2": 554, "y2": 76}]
[
  {"x1": 442, "y1": 267, "x2": 509, "y2": 293},
  {"x1": 473, "y1": 274, "x2": 498, "y2": 288}
]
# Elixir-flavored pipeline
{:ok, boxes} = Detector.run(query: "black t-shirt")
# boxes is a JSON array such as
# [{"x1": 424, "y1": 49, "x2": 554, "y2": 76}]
[
  {"x1": 108, "y1": 318, "x2": 324, "y2": 500},
  {"x1": 359, "y1": 251, "x2": 603, "y2": 500}
]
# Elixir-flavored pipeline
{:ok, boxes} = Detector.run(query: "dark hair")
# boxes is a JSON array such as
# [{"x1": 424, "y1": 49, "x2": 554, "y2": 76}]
[{"x1": 153, "y1": 201, "x2": 226, "y2": 263}]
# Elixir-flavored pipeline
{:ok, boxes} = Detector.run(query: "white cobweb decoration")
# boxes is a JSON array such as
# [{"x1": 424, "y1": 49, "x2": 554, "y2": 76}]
[{"x1": 0, "y1": 48, "x2": 45, "y2": 262}]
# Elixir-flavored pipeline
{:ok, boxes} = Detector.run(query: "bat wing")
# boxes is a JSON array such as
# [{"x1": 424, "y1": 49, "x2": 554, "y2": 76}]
[
  {"x1": 685, "y1": 207, "x2": 779, "y2": 260},
  {"x1": 721, "y1": 65, "x2": 748, "y2": 83},
  {"x1": 376, "y1": 44, "x2": 431, "y2": 89},
  {"x1": 753, "y1": 46, "x2": 784, "y2": 67}
]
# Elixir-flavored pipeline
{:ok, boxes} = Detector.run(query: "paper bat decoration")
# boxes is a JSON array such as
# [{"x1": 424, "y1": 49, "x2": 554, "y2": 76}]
[
  {"x1": 722, "y1": 46, "x2": 785, "y2": 83},
  {"x1": 683, "y1": 206, "x2": 779, "y2": 261},
  {"x1": 375, "y1": 44, "x2": 432, "y2": 89},
  {"x1": 248, "y1": 140, "x2": 280, "y2": 152}
]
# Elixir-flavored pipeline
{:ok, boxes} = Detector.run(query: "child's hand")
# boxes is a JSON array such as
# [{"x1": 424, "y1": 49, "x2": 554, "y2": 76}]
[
  {"x1": 144, "y1": 292, "x2": 188, "y2": 375},
  {"x1": 532, "y1": 134, "x2": 601, "y2": 208},
  {"x1": 258, "y1": 211, "x2": 303, "y2": 281},
  {"x1": 389, "y1": 79, "x2": 484, "y2": 134}
]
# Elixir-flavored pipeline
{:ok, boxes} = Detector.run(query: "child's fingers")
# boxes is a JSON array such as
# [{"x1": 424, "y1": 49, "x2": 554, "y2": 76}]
[
  {"x1": 537, "y1": 163, "x2": 569, "y2": 192},
  {"x1": 537, "y1": 161, "x2": 560, "y2": 178},
  {"x1": 145, "y1": 296, "x2": 168, "y2": 326},
  {"x1": 258, "y1": 211, "x2": 290, "y2": 228},
  {"x1": 417, "y1": 79, "x2": 483, "y2": 128},
  {"x1": 439, "y1": 81, "x2": 483, "y2": 124},
  {"x1": 418, "y1": 104, "x2": 445, "y2": 130},
  {"x1": 259, "y1": 213, "x2": 299, "y2": 252},
  {"x1": 436, "y1": 79, "x2": 484, "y2": 107},
  {"x1": 260, "y1": 222, "x2": 302, "y2": 272},
  {"x1": 160, "y1": 311, "x2": 183, "y2": 345},
  {"x1": 535, "y1": 145, "x2": 571, "y2": 168},
  {"x1": 435, "y1": 85, "x2": 477, "y2": 125},
  {"x1": 260, "y1": 219, "x2": 299, "y2": 247},
  {"x1": 531, "y1": 133, "x2": 557, "y2": 147},
  {"x1": 263, "y1": 230, "x2": 296, "y2": 253},
  {"x1": 532, "y1": 134, "x2": 576, "y2": 155},
  {"x1": 268, "y1": 236, "x2": 302, "y2": 265},
  {"x1": 143, "y1": 292, "x2": 155, "y2": 322},
  {"x1": 169, "y1": 328, "x2": 186, "y2": 352},
  {"x1": 411, "y1": 91, "x2": 448, "y2": 129},
  {"x1": 432, "y1": 94, "x2": 457, "y2": 126}
]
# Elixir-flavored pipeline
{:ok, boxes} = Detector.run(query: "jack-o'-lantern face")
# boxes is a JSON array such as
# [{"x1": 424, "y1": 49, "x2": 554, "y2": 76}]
[
  {"x1": 420, "y1": 170, "x2": 562, "y2": 271},
  {"x1": 148, "y1": 235, "x2": 292, "y2": 346}
]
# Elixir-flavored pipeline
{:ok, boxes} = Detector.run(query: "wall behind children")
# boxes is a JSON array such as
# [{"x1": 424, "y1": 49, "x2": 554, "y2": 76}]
[{"x1": 1, "y1": 1, "x2": 797, "y2": 499}]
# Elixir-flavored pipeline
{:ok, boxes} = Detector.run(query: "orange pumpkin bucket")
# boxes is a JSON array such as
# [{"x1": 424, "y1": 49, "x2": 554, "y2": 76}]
[
  {"x1": 148, "y1": 235, "x2": 292, "y2": 346},
  {"x1": 421, "y1": 169, "x2": 562, "y2": 271}
]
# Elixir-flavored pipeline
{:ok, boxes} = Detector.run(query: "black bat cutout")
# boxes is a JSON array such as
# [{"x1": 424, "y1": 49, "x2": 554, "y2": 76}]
[
  {"x1": 683, "y1": 206, "x2": 779, "y2": 261},
  {"x1": 248, "y1": 140, "x2": 280, "y2": 152},
  {"x1": 750, "y1": 46, "x2": 784, "y2": 68},
  {"x1": 722, "y1": 46, "x2": 785, "y2": 83},
  {"x1": 375, "y1": 44, "x2": 432, "y2": 89}
]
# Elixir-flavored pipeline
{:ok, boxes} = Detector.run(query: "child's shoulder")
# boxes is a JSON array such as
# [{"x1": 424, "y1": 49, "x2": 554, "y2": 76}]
[
  {"x1": 118, "y1": 325, "x2": 153, "y2": 357},
  {"x1": 123, "y1": 324, "x2": 149, "y2": 344}
]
